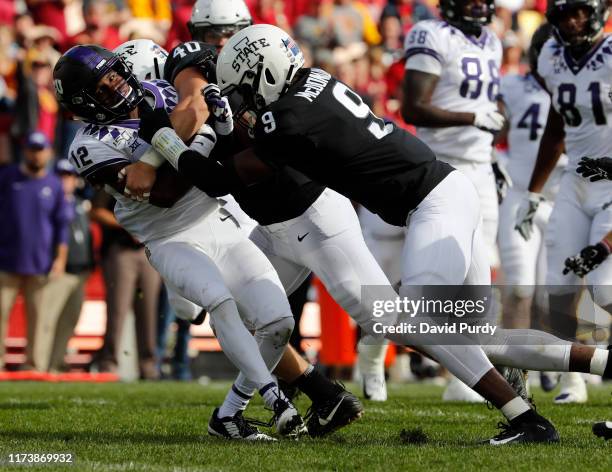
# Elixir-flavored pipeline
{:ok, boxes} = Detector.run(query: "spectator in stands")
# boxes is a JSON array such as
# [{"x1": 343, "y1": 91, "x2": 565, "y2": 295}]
[
  {"x1": 69, "y1": 0, "x2": 123, "y2": 50},
  {"x1": 13, "y1": 47, "x2": 60, "y2": 147},
  {"x1": 46, "y1": 159, "x2": 94, "y2": 372},
  {"x1": 0, "y1": 131, "x2": 71, "y2": 371},
  {"x1": 89, "y1": 190, "x2": 160, "y2": 380},
  {"x1": 26, "y1": 0, "x2": 69, "y2": 50},
  {"x1": 293, "y1": 0, "x2": 331, "y2": 50}
]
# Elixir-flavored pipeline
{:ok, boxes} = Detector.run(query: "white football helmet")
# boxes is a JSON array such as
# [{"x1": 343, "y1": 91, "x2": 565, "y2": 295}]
[
  {"x1": 188, "y1": 0, "x2": 252, "y2": 42},
  {"x1": 216, "y1": 24, "x2": 305, "y2": 110},
  {"x1": 113, "y1": 39, "x2": 168, "y2": 82}
]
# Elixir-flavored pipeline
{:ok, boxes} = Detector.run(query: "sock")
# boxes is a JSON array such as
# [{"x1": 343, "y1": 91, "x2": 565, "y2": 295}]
[
  {"x1": 603, "y1": 350, "x2": 612, "y2": 379},
  {"x1": 294, "y1": 366, "x2": 343, "y2": 404},
  {"x1": 589, "y1": 348, "x2": 609, "y2": 376},
  {"x1": 259, "y1": 382, "x2": 289, "y2": 410},
  {"x1": 210, "y1": 300, "x2": 275, "y2": 388},
  {"x1": 500, "y1": 396, "x2": 531, "y2": 424},
  {"x1": 218, "y1": 384, "x2": 253, "y2": 418}
]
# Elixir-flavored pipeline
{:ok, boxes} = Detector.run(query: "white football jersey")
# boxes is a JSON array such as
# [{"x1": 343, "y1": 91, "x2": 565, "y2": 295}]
[
  {"x1": 538, "y1": 35, "x2": 612, "y2": 169},
  {"x1": 500, "y1": 73, "x2": 566, "y2": 199},
  {"x1": 68, "y1": 80, "x2": 218, "y2": 243},
  {"x1": 404, "y1": 20, "x2": 502, "y2": 163}
]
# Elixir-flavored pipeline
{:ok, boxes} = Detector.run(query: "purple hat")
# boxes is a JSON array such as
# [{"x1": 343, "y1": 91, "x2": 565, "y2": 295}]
[
  {"x1": 55, "y1": 159, "x2": 77, "y2": 175},
  {"x1": 25, "y1": 131, "x2": 51, "y2": 150}
]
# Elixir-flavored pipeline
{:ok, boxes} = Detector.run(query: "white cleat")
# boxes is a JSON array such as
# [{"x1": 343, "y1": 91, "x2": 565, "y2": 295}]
[
  {"x1": 273, "y1": 396, "x2": 306, "y2": 438},
  {"x1": 442, "y1": 376, "x2": 485, "y2": 403},
  {"x1": 362, "y1": 372, "x2": 388, "y2": 402},
  {"x1": 554, "y1": 372, "x2": 588, "y2": 404}
]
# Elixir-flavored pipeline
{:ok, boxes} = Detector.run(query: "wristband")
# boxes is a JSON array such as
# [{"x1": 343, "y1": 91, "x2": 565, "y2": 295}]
[
  {"x1": 139, "y1": 147, "x2": 166, "y2": 168},
  {"x1": 601, "y1": 238, "x2": 612, "y2": 254},
  {"x1": 151, "y1": 127, "x2": 189, "y2": 170},
  {"x1": 214, "y1": 119, "x2": 234, "y2": 136}
]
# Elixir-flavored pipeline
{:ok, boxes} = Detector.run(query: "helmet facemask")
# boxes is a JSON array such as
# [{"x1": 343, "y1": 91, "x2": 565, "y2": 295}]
[
  {"x1": 81, "y1": 56, "x2": 143, "y2": 123},
  {"x1": 547, "y1": 1, "x2": 608, "y2": 58}
]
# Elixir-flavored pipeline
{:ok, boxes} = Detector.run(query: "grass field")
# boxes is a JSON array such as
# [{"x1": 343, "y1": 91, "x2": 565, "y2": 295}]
[{"x1": 0, "y1": 381, "x2": 610, "y2": 471}]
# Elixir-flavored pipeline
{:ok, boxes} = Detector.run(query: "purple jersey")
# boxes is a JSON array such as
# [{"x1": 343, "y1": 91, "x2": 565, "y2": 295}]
[{"x1": 0, "y1": 164, "x2": 71, "y2": 275}]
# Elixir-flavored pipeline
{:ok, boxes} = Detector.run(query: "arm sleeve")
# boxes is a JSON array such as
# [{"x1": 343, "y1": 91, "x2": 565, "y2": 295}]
[
  {"x1": 404, "y1": 22, "x2": 444, "y2": 76},
  {"x1": 176, "y1": 150, "x2": 241, "y2": 197}
]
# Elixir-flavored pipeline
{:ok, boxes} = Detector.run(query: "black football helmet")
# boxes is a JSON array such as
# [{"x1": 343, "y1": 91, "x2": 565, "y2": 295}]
[
  {"x1": 527, "y1": 23, "x2": 553, "y2": 75},
  {"x1": 546, "y1": 0, "x2": 609, "y2": 55},
  {"x1": 439, "y1": 0, "x2": 495, "y2": 36},
  {"x1": 53, "y1": 45, "x2": 145, "y2": 124}
]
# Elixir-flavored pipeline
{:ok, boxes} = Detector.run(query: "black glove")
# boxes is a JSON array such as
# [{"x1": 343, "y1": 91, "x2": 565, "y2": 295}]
[
  {"x1": 576, "y1": 156, "x2": 612, "y2": 181},
  {"x1": 563, "y1": 242, "x2": 611, "y2": 277},
  {"x1": 492, "y1": 161, "x2": 512, "y2": 204},
  {"x1": 137, "y1": 100, "x2": 172, "y2": 144}
]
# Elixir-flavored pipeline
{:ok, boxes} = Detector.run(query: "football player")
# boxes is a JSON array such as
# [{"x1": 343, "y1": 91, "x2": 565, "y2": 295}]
[
  {"x1": 117, "y1": 33, "x2": 362, "y2": 439},
  {"x1": 164, "y1": 0, "x2": 398, "y2": 418},
  {"x1": 515, "y1": 0, "x2": 612, "y2": 403},
  {"x1": 401, "y1": 0, "x2": 507, "y2": 402},
  {"x1": 138, "y1": 24, "x2": 612, "y2": 444},
  {"x1": 52, "y1": 44, "x2": 305, "y2": 440}
]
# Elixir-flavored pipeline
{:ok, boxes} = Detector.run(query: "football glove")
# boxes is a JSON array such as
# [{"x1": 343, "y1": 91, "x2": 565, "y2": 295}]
[
  {"x1": 492, "y1": 160, "x2": 512, "y2": 204},
  {"x1": 473, "y1": 110, "x2": 505, "y2": 133},
  {"x1": 515, "y1": 192, "x2": 545, "y2": 241},
  {"x1": 563, "y1": 241, "x2": 611, "y2": 278},
  {"x1": 202, "y1": 84, "x2": 233, "y2": 136},
  {"x1": 576, "y1": 156, "x2": 612, "y2": 182},
  {"x1": 138, "y1": 100, "x2": 172, "y2": 144},
  {"x1": 189, "y1": 124, "x2": 217, "y2": 158}
]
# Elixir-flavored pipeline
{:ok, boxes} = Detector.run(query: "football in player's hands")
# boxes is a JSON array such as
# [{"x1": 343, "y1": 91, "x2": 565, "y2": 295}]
[
  {"x1": 473, "y1": 110, "x2": 505, "y2": 133},
  {"x1": 576, "y1": 156, "x2": 612, "y2": 181},
  {"x1": 137, "y1": 100, "x2": 173, "y2": 144}
]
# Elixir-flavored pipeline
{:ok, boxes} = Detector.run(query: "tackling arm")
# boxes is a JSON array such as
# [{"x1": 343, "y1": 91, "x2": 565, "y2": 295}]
[{"x1": 171, "y1": 67, "x2": 210, "y2": 141}]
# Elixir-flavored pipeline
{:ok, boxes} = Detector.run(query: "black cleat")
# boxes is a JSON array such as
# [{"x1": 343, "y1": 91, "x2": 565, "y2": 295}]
[
  {"x1": 486, "y1": 415, "x2": 559, "y2": 445},
  {"x1": 593, "y1": 421, "x2": 612, "y2": 440},
  {"x1": 208, "y1": 408, "x2": 275, "y2": 440},
  {"x1": 305, "y1": 388, "x2": 364, "y2": 437},
  {"x1": 271, "y1": 395, "x2": 306, "y2": 438}
]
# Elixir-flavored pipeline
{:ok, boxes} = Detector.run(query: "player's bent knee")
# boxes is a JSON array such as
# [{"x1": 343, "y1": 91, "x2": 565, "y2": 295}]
[{"x1": 259, "y1": 316, "x2": 295, "y2": 348}]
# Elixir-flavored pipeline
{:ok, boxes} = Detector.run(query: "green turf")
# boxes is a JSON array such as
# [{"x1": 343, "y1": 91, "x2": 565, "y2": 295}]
[{"x1": 0, "y1": 381, "x2": 610, "y2": 471}]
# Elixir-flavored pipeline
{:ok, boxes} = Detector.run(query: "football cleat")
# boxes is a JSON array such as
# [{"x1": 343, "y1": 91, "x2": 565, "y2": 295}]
[
  {"x1": 271, "y1": 396, "x2": 306, "y2": 438},
  {"x1": 487, "y1": 415, "x2": 559, "y2": 445},
  {"x1": 554, "y1": 372, "x2": 587, "y2": 404},
  {"x1": 362, "y1": 371, "x2": 388, "y2": 402},
  {"x1": 305, "y1": 388, "x2": 364, "y2": 437},
  {"x1": 592, "y1": 421, "x2": 612, "y2": 440},
  {"x1": 208, "y1": 408, "x2": 276, "y2": 441},
  {"x1": 540, "y1": 372, "x2": 559, "y2": 392},
  {"x1": 500, "y1": 367, "x2": 532, "y2": 406}
]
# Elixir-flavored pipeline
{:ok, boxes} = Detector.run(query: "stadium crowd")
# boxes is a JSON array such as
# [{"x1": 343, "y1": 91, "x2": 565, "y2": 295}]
[{"x1": 0, "y1": 0, "x2": 604, "y2": 381}]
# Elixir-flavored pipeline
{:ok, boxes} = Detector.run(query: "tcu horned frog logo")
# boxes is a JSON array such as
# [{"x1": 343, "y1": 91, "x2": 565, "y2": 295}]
[{"x1": 231, "y1": 37, "x2": 270, "y2": 73}]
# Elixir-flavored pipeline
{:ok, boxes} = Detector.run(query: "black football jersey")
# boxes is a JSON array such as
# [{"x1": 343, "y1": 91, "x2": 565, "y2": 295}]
[
  {"x1": 165, "y1": 41, "x2": 325, "y2": 225},
  {"x1": 253, "y1": 68, "x2": 453, "y2": 227},
  {"x1": 165, "y1": 41, "x2": 217, "y2": 84}
]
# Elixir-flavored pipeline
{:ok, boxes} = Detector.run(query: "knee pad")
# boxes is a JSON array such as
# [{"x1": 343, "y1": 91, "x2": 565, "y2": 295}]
[{"x1": 258, "y1": 316, "x2": 295, "y2": 348}]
